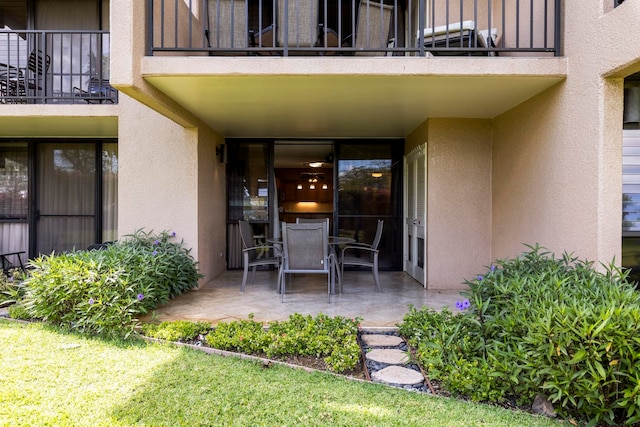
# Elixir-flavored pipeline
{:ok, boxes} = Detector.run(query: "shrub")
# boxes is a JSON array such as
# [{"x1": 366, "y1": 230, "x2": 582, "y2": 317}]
[
  {"x1": 142, "y1": 320, "x2": 212, "y2": 342},
  {"x1": 204, "y1": 313, "x2": 362, "y2": 373},
  {"x1": 21, "y1": 229, "x2": 201, "y2": 337},
  {"x1": 401, "y1": 244, "x2": 640, "y2": 426},
  {"x1": 0, "y1": 269, "x2": 26, "y2": 306},
  {"x1": 399, "y1": 306, "x2": 502, "y2": 402}
]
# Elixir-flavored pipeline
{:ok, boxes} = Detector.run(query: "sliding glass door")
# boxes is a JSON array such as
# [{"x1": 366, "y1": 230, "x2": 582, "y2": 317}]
[
  {"x1": 0, "y1": 140, "x2": 117, "y2": 257},
  {"x1": 336, "y1": 141, "x2": 403, "y2": 270}
]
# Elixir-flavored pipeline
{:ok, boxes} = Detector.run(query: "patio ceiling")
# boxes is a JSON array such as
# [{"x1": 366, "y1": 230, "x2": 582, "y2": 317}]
[{"x1": 142, "y1": 56, "x2": 567, "y2": 139}]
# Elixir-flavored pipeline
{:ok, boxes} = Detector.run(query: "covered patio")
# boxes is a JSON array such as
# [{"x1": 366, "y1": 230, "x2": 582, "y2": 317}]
[{"x1": 145, "y1": 270, "x2": 464, "y2": 327}]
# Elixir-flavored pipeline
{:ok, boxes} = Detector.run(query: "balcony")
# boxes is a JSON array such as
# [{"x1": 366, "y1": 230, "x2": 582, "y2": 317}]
[
  {"x1": 0, "y1": 30, "x2": 117, "y2": 105},
  {"x1": 148, "y1": 0, "x2": 560, "y2": 57}
]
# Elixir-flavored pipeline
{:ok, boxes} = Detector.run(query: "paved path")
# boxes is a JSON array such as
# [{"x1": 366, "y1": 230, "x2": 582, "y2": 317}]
[{"x1": 360, "y1": 330, "x2": 431, "y2": 393}]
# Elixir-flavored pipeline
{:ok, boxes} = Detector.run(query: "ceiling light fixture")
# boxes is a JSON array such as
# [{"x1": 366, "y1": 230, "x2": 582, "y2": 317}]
[
  {"x1": 308, "y1": 161, "x2": 323, "y2": 168},
  {"x1": 371, "y1": 172, "x2": 383, "y2": 178}
]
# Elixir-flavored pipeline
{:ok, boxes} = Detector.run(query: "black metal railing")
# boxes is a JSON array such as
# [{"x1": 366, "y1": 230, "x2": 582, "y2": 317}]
[
  {"x1": 148, "y1": 0, "x2": 561, "y2": 57},
  {"x1": 0, "y1": 30, "x2": 117, "y2": 105}
]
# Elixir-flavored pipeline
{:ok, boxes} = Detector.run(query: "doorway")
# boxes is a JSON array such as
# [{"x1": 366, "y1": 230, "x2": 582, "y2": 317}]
[{"x1": 226, "y1": 139, "x2": 403, "y2": 272}]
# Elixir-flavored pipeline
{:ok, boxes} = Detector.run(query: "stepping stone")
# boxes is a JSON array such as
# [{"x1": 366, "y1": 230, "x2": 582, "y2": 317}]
[
  {"x1": 365, "y1": 348, "x2": 409, "y2": 365},
  {"x1": 360, "y1": 334, "x2": 404, "y2": 348},
  {"x1": 371, "y1": 365, "x2": 424, "y2": 386}
]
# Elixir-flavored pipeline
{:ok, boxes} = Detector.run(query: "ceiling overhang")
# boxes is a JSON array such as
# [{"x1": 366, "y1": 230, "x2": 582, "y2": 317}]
[
  {"x1": 0, "y1": 106, "x2": 118, "y2": 138},
  {"x1": 142, "y1": 56, "x2": 567, "y2": 138}
]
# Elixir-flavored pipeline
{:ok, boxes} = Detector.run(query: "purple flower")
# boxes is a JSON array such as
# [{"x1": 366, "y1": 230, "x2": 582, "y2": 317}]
[
  {"x1": 477, "y1": 275, "x2": 484, "y2": 281},
  {"x1": 137, "y1": 293, "x2": 144, "y2": 301},
  {"x1": 171, "y1": 232, "x2": 176, "y2": 237},
  {"x1": 88, "y1": 298, "x2": 95, "y2": 305},
  {"x1": 154, "y1": 240, "x2": 159, "y2": 245},
  {"x1": 152, "y1": 250, "x2": 158, "y2": 256},
  {"x1": 8, "y1": 276, "x2": 13, "y2": 282},
  {"x1": 456, "y1": 300, "x2": 471, "y2": 311},
  {"x1": 490, "y1": 265, "x2": 496, "y2": 272}
]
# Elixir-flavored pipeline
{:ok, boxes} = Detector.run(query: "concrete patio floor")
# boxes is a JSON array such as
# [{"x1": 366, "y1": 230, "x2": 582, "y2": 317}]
[{"x1": 145, "y1": 270, "x2": 466, "y2": 327}]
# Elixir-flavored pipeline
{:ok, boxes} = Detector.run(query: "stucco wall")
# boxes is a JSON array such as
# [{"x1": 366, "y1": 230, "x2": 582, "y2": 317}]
[
  {"x1": 117, "y1": 96, "x2": 226, "y2": 285},
  {"x1": 407, "y1": 118, "x2": 492, "y2": 289},
  {"x1": 196, "y1": 125, "x2": 227, "y2": 284},
  {"x1": 490, "y1": 0, "x2": 638, "y2": 266}
]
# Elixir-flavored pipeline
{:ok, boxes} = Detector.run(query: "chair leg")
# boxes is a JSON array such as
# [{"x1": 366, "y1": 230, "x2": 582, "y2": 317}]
[
  {"x1": 249, "y1": 266, "x2": 257, "y2": 286},
  {"x1": 241, "y1": 264, "x2": 250, "y2": 291},
  {"x1": 373, "y1": 255, "x2": 382, "y2": 292},
  {"x1": 280, "y1": 271, "x2": 286, "y2": 303}
]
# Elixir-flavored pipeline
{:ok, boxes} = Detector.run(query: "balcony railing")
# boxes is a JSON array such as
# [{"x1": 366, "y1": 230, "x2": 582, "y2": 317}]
[
  {"x1": 0, "y1": 30, "x2": 117, "y2": 105},
  {"x1": 148, "y1": 0, "x2": 560, "y2": 57}
]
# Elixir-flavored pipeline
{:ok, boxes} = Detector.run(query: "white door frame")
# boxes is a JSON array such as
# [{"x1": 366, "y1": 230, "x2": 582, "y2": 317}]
[{"x1": 403, "y1": 144, "x2": 427, "y2": 287}]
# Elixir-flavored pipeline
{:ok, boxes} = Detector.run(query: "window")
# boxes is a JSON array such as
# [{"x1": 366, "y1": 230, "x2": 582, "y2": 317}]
[{"x1": 0, "y1": 140, "x2": 117, "y2": 257}]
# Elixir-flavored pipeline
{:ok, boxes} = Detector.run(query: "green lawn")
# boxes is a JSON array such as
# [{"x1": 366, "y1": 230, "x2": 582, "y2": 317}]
[{"x1": 0, "y1": 320, "x2": 565, "y2": 427}]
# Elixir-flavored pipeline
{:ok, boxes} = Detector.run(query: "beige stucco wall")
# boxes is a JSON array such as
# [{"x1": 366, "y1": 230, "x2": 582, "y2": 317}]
[
  {"x1": 117, "y1": 95, "x2": 226, "y2": 285},
  {"x1": 407, "y1": 118, "x2": 492, "y2": 289},
  {"x1": 491, "y1": 0, "x2": 640, "y2": 266}
]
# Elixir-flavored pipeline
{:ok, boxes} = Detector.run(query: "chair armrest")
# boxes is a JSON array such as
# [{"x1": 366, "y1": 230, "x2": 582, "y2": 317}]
[
  {"x1": 242, "y1": 244, "x2": 280, "y2": 253},
  {"x1": 341, "y1": 245, "x2": 379, "y2": 258}
]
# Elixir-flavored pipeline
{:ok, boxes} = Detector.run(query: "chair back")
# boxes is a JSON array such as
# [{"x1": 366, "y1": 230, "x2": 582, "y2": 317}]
[
  {"x1": 28, "y1": 50, "x2": 51, "y2": 75},
  {"x1": 208, "y1": 0, "x2": 249, "y2": 48},
  {"x1": 276, "y1": 0, "x2": 319, "y2": 47},
  {"x1": 355, "y1": 0, "x2": 393, "y2": 55},
  {"x1": 295, "y1": 217, "x2": 329, "y2": 230},
  {"x1": 281, "y1": 222, "x2": 328, "y2": 271},
  {"x1": 239, "y1": 220, "x2": 258, "y2": 262},
  {"x1": 371, "y1": 219, "x2": 384, "y2": 249}
]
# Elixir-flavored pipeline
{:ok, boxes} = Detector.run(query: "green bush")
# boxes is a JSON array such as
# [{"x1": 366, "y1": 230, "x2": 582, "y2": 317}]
[
  {"x1": 401, "y1": 244, "x2": 640, "y2": 426},
  {"x1": 142, "y1": 320, "x2": 212, "y2": 342},
  {"x1": 204, "y1": 313, "x2": 362, "y2": 373},
  {"x1": 21, "y1": 229, "x2": 201, "y2": 337},
  {"x1": 0, "y1": 269, "x2": 26, "y2": 305}
]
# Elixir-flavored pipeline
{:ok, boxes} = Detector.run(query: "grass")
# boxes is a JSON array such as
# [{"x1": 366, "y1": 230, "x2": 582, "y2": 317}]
[{"x1": 0, "y1": 320, "x2": 566, "y2": 427}]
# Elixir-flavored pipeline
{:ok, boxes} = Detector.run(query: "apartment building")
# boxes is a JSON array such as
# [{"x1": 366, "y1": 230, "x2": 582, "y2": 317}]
[{"x1": 0, "y1": 0, "x2": 638, "y2": 290}]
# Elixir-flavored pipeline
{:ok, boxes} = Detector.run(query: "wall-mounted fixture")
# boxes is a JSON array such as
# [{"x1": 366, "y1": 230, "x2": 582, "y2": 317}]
[
  {"x1": 625, "y1": 83, "x2": 640, "y2": 124},
  {"x1": 215, "y1": 144, "x2": 227, "y2": 163}
]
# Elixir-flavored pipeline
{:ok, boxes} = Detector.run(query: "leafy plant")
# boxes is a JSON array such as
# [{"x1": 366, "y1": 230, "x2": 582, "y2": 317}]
[
  {"x1": 142, "y1": 320, "x2": 212, "y2": 342},
  {"x1": 0, "y1": 269, "x2": 27, "y2": 306},
  {"x1": 203, "y1": 313, "x2": 362, "y2": 373},
  {"x1": 401, "y1": 244, "x2": 640, "y2": 426},
  {"x1": 20, "y1": 229, "x2": 201, "y2": 338}
]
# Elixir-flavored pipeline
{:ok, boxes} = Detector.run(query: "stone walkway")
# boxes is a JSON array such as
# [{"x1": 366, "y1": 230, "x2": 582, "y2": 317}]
[{"x1": 359, "y1": 329, "x2": 431, "y2": 393}]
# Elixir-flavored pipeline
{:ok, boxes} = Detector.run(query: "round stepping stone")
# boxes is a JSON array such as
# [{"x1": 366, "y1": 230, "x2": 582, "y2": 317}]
[
  {"x1": 371, "y1": 365, "x2": 424, "y2": 386},
  {"x1": 360, "y1": 334, "x2": 404, "y2": 348},
  {"x1": 365, "y1": 348, "x2": 408, "y2": 365}
]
